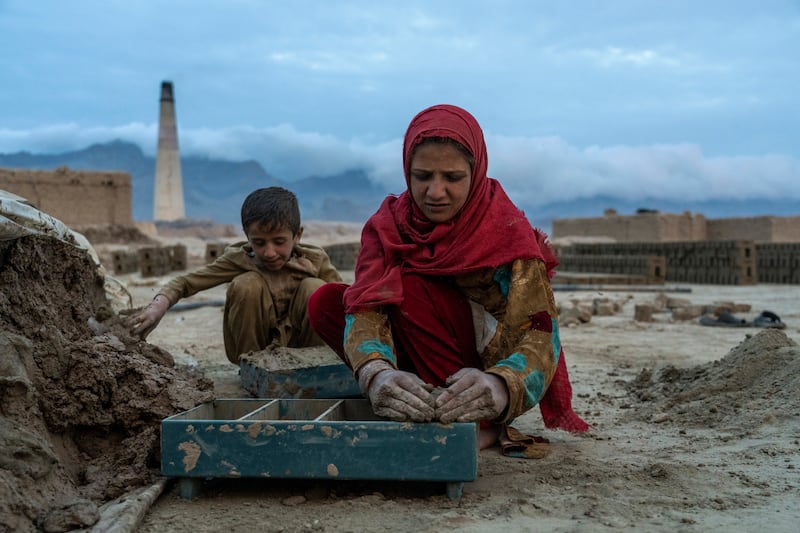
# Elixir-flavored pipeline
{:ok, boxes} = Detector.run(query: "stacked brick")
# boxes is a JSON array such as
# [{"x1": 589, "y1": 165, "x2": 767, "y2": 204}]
[
  {"x1": 167, "y1": 244, "x2": 187, "y2": 271},
  {"x1": 112, "y1": 250, "x2": 140, "y2": 275},
  {"x1": 323, "y1": 242, "x2": 361, "y2": 270},
  {"x1": 556, "y1": 254, "x2": 666, "y2": 284},
  {"x1": 112, "y1": 244, "x2": 189, "y2": 277},
  {"x1": 138, "y1": 246, "x2": 172, "y2": 277},
  {"x1": 756, "y1": 243, "x2": 800, "y2": 284},
  {"x1": 205, "y1": 242, "x2": 229, "y2": 264},
  {"x1": 559, "y1": 241, "x2": 758, "y2": 285}
]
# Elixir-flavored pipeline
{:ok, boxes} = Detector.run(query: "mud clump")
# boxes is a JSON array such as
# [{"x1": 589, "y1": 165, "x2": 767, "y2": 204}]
[{"x1": 0, "y1": 235, "x2": 214, "y2": 532}]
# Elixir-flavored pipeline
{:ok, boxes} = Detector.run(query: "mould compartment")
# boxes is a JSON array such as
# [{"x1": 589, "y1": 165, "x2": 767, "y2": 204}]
[{"x1": 161, "y1": 398, "x2": 477, "y2": 500}]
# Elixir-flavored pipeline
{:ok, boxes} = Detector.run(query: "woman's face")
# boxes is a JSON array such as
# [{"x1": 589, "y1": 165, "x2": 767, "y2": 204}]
[{"x1": 408, "y1": 142, "x2": 472, "y2": 223}]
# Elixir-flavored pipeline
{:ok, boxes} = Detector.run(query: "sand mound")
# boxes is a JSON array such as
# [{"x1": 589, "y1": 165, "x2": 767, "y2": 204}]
[
  {"x1": 0, "y1": 235, "x2": 214, "y2": 532},
  {"x1": 625, "y1": 329, "x2": 799, "y2": 431}
]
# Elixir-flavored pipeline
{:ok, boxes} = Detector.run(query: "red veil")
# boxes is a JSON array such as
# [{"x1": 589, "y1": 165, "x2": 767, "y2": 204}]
[{"x1": 344, "y1": 104, "x2": 553, "y2": 313}]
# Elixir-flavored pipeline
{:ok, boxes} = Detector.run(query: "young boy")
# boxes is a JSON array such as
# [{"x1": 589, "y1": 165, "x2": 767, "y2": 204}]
[{"x1": 127, "y1": 187, "x2": 343, "y2": 364}]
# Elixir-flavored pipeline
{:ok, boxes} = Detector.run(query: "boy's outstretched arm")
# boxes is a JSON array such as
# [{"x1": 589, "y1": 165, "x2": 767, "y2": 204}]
[{"x1": 126, "y1": 294, "x2": 171, "y2": 340}]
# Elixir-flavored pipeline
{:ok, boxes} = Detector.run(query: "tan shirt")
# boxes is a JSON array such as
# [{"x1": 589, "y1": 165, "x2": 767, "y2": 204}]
[{"x1": 158, "y1": 242, "x2": 342, "y2": 318}]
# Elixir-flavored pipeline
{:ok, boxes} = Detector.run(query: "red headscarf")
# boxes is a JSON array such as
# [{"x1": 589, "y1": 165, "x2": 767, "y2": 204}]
[{"x1": 344, "y1": 104, "x2": 553, "y2": 313}]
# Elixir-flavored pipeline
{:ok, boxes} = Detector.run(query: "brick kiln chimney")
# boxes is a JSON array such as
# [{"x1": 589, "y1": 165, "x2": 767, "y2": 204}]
[{"x1": 153, "y1": 80, "x2": 186, "y2": 221}]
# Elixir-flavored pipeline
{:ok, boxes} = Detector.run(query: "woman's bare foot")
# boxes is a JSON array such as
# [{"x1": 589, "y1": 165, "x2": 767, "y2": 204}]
[{"x1": 478, "y1": 424, "x2": 501, "y2": 450}]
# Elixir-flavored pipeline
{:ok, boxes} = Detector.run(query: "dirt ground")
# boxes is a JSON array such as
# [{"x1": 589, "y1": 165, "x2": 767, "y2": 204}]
[
  {"x1": 132, "y1": 229, "x2": 799, "y2": 533},
  {"x1": 2, "y1": 223, "x2": 799, "y2": 532}
]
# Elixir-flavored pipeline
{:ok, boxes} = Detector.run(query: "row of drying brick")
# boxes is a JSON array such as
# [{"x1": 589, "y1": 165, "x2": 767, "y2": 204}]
[
  {"x1": 756, "y1": 243, "x2": 800, "y2": 284},
  {"x1": 114, "y1": 242, "x2": 233, "y2": 277},
  {"x1": 115, "y1": 239, "x2": 798, "y2": 285},
  {"x1": 555, "y1": 254, "x2": 666, "y2": 284},
  {"x1": 558, "y1": 240, "x2": 759, "y2": 285},
  {"x1": 113, "y1": 241, "x2": 362, "y2": 278},
  {"x1": 112, "y1": 245, "x2": 188, "y2": 277}
]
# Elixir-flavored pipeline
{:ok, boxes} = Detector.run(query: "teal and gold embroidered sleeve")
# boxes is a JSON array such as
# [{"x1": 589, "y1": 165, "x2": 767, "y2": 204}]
[
  {"x1": 484, "y1": 259, "x2": 559, "y2": 423},
  {"x1": 343, "y1": 310, "x2": 397, "y2": 375}
]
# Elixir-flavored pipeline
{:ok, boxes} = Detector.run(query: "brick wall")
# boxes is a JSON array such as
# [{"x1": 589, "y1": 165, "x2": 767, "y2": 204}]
[
  {"x1": 552, "y1": 212, "x2": 708, "y2": 242},
  {"x1": 0, "y1": 166, "x2": 132, "y2": 226},
  {"x1": 707, "y1": 217, "x2": 774, "y2": 242},
  {"x1": 561, "y1": 240, "x2": 758, "y2": 285},
  {"x1": 771, "y1": 217, "x2": 800, "y2": 242},
  {"x1": 554, "y1": 212, "x2": 799, "y2": 243}
]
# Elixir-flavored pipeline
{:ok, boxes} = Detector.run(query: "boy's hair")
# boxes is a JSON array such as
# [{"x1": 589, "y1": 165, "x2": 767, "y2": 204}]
[{"x1": 240, "y1": 187, "x2": 301, "y2": 235}]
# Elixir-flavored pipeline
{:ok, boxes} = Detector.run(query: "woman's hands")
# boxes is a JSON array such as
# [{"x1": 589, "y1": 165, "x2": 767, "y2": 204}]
[
  {"x1": 358, "y1": 361, "x2": 508, "y2": 424},
  {"x1": 358, "y1": 360, "x2": 435, "y2": 422},
  {"x1": 126, "y1": 294, "x2": 170, "y2": 340},
  {"x1": 435, "y1": 368, "x2": 508, "y2": 423}
]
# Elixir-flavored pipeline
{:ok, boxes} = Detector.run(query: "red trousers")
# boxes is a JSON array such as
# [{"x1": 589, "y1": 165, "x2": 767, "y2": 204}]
[{"x1": 309, "y1": 277, "x2": 589, "y2": 433}]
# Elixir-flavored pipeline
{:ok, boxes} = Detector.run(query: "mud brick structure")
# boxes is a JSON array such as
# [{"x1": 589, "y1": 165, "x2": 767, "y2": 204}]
[
  {"x1": 552, "y1": 210, "x2": 800, "y2": 284},
  {"x1": 167, "y1": 244, "x2": 188, "y2": 271},
  {"x1": 560, "y1": 241, "x2": 757, "y2": 285},
  {"x1": 553, "y1": 211, "x2": 708, "y2": 242},
  {"x1": 556, "y1": 253, "x2": 666, "y2": 284},
  {"x1": 708, "y1": 216, "x2": 800, "y2": 243},
  {"x1": 138, "y1": 246, "x2": 173, "y2": 277},
  {"x1": 756, "y1": 243, "x2": 800, "y2": 284},
  {"x1": 0, "y1": 167, "x2": 132, "y2": 226},
  {"x1": 112, "y1": 249, "x2": 140, "y2": 275},
  {"x1": 111, "y1": 244, "x2": 188, "y2": 277},
  {"x1": 553, "y1": 210, "x2": 800, "y2": 244},
  {"x1": 323, "y1": 242, "x2": 361, "y2": 270},
  {"x1": 204, "y1": 242, "x2": 230, "y2": 264},
  {"x1": 551, "y1": 271, "x2": 663, "y2": 286}
]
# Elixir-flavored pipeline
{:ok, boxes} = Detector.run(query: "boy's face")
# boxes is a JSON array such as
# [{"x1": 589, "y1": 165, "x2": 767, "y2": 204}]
[{"x1": 245, "y1": 223, "x2": 302, "y2": 271}]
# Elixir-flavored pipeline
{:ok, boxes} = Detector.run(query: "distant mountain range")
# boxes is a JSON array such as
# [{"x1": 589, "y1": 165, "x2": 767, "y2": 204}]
[
  {"x1": 1, "y1": 140, "x2": 797, "y2": 233},
  {"x1": 0, "y1": 140, "x2": 389, "y2": 226}
]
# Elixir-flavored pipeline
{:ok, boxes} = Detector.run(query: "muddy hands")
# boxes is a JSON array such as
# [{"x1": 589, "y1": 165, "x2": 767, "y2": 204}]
[
  {"x1": 360, "y1": 362, "x2": 436, "y2": 422},
  {"x1": 124, "y1": 295, "x2": 170, "y2": 340},
  {"x1": 359, "y1": 361, "x2": 508, "y2": 424},
  {"x1": 433, "y1": 368, "x2": 508, "y2": 423}
]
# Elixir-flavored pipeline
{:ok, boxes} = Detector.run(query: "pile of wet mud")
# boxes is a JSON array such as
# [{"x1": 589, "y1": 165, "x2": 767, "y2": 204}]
[
  {"x1": 0, "y1": 235, "x2": 214, "y2": 532},
  {"x1": 625, "y1": 329, "x2": 799, "y2": 431}
]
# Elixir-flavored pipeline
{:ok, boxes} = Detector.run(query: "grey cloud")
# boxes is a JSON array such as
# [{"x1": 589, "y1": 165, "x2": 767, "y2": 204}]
[{"x1": 2, "y1": 124, "x2": 797, "y2": 207}]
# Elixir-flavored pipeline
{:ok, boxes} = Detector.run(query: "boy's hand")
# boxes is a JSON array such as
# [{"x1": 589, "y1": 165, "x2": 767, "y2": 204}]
[
  {"x1": 358, "y1": 361, "x2": 435, "y2": 422},
  {"x1": 435, "y1": 368, "x2": 508, "y2": 423},
  {"x1": 125, "y1": 295, "x2": 170, "y2": 340}
]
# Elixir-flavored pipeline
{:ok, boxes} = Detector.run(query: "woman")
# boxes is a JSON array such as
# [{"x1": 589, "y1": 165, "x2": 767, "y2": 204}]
[{"x1": 309, "y1": 104, "x2": 588, "y2": 449}]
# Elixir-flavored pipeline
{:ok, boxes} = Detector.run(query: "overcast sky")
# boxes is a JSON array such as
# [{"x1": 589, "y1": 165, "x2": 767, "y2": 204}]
[{"x1": 1, "y1": 0, "x2": 798, "y2": 210}]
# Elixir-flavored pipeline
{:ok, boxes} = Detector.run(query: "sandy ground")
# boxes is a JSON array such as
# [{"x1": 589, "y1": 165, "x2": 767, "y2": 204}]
[{"x1": 112, "y1": 229, "x2": 800, "y2": 533}]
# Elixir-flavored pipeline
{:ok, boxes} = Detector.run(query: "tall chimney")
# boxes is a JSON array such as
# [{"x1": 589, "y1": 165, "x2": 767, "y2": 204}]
[{"x1": 153, "y1": 80, "x2": 185, "y2": 221}]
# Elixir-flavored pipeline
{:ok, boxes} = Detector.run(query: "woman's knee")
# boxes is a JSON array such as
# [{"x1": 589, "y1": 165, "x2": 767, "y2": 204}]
[{"x1": 308, "y1": 282, "x2": 347, "y2": 324}]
